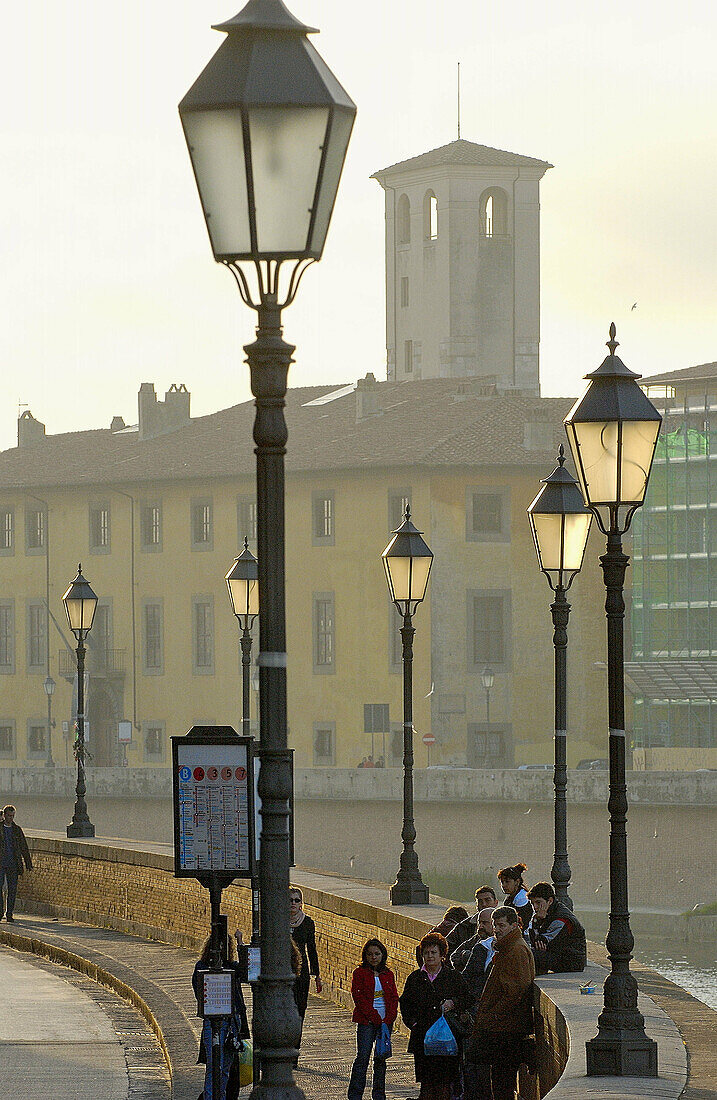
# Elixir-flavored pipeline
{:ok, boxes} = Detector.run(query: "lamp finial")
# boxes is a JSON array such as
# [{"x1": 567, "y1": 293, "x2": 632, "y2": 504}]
[
  {"x1": 243, "y1": 536, "x2": 249, "y2": 551},
  {"x1": 405, "y1": 504, "x2": 411, "y2": 522},
  {"x1": 606, "y1": 322, "x2": 619, "y2": 355},
  {"x1": 558, "y1": 443, "x2": 565, "y2": 466}
]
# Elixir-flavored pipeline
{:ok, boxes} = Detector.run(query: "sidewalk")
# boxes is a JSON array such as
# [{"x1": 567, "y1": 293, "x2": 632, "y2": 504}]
[{"x1": 0, "y1": 910, "x2": 417, "y2": 1100}]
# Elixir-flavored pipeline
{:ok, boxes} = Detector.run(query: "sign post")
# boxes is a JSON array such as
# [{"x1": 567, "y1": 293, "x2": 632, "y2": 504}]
[
  {"x1": 172, "y1": 725, "x2": 255, "y2": 1100},
  {"x1": 422, "y1": 731, "x2": 436, "y2": 767}
]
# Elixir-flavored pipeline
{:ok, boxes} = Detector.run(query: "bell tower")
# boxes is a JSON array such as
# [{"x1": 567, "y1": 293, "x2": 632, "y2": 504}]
[{"x1": 372, "y1": 139, "x2": 551, "y2": 393}]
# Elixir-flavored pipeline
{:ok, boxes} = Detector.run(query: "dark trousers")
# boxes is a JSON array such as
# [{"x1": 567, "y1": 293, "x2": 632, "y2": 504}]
[
  {"x1": 347, "y1": 1023, "x2": 387, "y2": 1100},
  {"x1": 487, "y1": 1062, "x2": 518, "y2": 1100},
  {"x1": 0, "y1": 867, "x2": 18, "y2": 917},
  {"x1": 463, "y1": 1062, "x2": 492, "y2": 1100}
]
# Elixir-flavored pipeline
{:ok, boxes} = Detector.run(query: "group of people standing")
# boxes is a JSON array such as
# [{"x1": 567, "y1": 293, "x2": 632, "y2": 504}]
[{"x1": 346, "y1": 862, "x2": 586, "y2": 1100}]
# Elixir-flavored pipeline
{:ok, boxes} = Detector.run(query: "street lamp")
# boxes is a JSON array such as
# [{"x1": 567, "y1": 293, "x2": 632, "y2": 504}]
[
  {"x1": 43, "y1": 674, "x2": 56, "y2": 769},
  {"x1": 226, "y1": 539, "x2": 261, "y2": 949},
  {"x1": 180, "y1": 4, "x2": 355, "y2": 1093},
  {"x1": 565, "y1": 324, "x2": 661, "y2": 1077},
  {"x1": 528, "y1": 444, "x2": 592, "y2": 909},
  {"x1": 62, "y1": 564, "x2": 98, "y2": 839},
  {"x1": 480, "y1": 666, "x2": 494, "y2": 724},
  {"x1": 382, "y1": 507, "x2": 433, "y2": 905}
]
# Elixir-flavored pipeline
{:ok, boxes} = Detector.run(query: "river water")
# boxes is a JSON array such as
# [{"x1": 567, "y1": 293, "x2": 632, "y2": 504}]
[{"x1": 582, "y1": 911, "x2": 717, "y2": 1011}]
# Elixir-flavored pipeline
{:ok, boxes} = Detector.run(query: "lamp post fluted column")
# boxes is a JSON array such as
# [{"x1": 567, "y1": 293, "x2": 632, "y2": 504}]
[
  {"x1": 550, "y1": 587, "x2": 572, "y2": 908},
  {"x1": 67, "y1": 634, "x2": 94, "y2": 837},
  {"x1": 247, "y1": 302, "x2": 303, "y2": 1096},
  {"x1": 391, "y1": 610, "x2": 428, "y2": 905}
]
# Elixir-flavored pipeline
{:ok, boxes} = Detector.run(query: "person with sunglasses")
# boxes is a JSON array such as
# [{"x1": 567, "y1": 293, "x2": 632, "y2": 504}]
[{"x1": 289, "y1": 887, "x2": 322, "y2": 1058}]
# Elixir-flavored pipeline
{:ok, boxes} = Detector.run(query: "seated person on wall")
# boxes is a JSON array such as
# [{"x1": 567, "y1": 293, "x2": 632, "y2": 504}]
[
  {"x1": 450, "y1": 906, "x2": 497, "y2": 1001},
  {"x1": 415, "y1": 906, "x2": 470, "y2": 966},
  {"x1": 446, "y1": 885, "x2": 497, "y2": 954},
  {"x1": 524, "y1": 882, "x2": 587, "y2": 975}
]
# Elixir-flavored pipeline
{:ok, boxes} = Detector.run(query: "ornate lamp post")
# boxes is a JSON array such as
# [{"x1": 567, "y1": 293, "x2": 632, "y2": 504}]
[
  {"x1": 62, "y1": 565, "x2": 98, "y2": 839},
  {"x1": 226, "y1": 539, "x2": 261, "y2": 947},
  {"x1": 565, "y1": 324, "x2": 661, "y2": 1077},
  {"x1": 43, "y1": 674, "x2": 56, "y2": 768},
  {"x1": 480, "y1": 666, "x2": 494, "y2": 724},
  {"x1": 528, "y1": 445, "x2": 592, "y2": 909},
  {"x1": 382, "y1": 507, "x2": 433, "y2": 905},
  {"x1": 180, "y1": 5, "x2": 355, "y2": 1093}
]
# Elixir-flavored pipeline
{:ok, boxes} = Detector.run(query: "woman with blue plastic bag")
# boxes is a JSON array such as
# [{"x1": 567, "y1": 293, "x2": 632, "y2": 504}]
[
  {"x1": 399, "y1": 932, "x2": 472, "y2": 1100},
  {"x1": 348, "y1": 938, "x2": 399, "y2": 1100}
]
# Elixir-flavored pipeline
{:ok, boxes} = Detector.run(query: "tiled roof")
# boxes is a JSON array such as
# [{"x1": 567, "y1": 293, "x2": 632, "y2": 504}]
[
  {"x1": 642, "y1": 362, "x2": 717, "y2": 386},
  {"x1": 0, "y1": 379, "x2": 575, "y2": 490},
  {"x1": 372, "y1": 139, "x2": 552, "y2": 178}
]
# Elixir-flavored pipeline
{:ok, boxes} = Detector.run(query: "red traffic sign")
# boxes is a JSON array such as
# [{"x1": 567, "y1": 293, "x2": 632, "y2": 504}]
[{"x1": 422, "y1": 733, "x2": 436, "y2": 746}]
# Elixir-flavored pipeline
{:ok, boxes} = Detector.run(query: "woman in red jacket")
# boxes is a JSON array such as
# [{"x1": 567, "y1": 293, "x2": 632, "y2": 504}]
[{"x1": 348, "y1": 938, "x2": 399, "y2": 1100}]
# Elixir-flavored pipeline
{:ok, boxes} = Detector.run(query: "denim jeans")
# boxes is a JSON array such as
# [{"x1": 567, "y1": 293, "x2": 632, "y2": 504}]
[
  {"x1": 0, "y1": 867, "x2": 18, "y2": 918},
  {"x1": 348, "y1": 1023, "x2": 387, "y2": 1100},
  {"x1": 202, "y1": 1018, "x2": 231, "y2": 1100}
]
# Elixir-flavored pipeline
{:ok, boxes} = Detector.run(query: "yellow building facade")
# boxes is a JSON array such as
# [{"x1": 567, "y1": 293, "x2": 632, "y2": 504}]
[{"x1": 0, "y1": 378, "x2": 611, "y2": 772}]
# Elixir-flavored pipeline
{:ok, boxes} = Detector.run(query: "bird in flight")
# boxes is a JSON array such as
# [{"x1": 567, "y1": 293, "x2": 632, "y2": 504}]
[{"x1": 631, "y1": 302, "x2": 638, "y2": 311}]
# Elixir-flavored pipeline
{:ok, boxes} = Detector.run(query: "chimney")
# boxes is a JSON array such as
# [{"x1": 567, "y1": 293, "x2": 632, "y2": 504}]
[
  {"x1": 17, "y1": 410, "x2": 46, "y2": 448},
  {"x1": 110, "y1": 415, "x2": 126, "y2": 433},
  {"x1": 355, "y1": 373, "x2": 382, "y2": 422},
  {"x1": 138, "y1": 382, "x2": 191, "y2": 441}
]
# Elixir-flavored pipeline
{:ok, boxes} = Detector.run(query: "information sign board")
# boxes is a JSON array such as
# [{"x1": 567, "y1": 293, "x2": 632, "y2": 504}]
[
  {"x1": 172, "y1": 726, "x2": 254, "y2": 878},
  {"x1": 200, "y1": 969, "x2": 234, "y2": 1016}
]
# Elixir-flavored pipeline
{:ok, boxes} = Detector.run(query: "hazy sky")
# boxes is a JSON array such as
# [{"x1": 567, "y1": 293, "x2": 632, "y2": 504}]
[{"x1": 2, "y1": 1, "x2": 715, "y2": 452}]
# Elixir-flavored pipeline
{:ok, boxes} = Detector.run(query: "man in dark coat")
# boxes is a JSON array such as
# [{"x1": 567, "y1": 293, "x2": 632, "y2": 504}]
[
  {"x1": 446, "y1": 885, "x2": 497, "y2": 953},
  {"x1": 525, "y1": 882, "x2": 587, "y2": 975},
  {"x1": 0, "y1": 805, "x2": 33, "y2": 922},
  {"x1": 450, "y1": 905, "x2": 496, "y2": 1000}
]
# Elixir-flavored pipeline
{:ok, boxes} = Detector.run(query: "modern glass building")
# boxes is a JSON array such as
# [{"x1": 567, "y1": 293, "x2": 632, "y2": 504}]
[{"x1": 629, "y1": 364, "x2": 717, "y2": 752}]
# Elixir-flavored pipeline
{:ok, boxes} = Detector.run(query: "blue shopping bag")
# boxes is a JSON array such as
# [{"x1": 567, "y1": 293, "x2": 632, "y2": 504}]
[
  {"x1": 375, "y1": 1022, "x2": 392, "y2": 1059},
  {"x1": 424, "y1": 1014, "x2": 458, "y2": 1057}
]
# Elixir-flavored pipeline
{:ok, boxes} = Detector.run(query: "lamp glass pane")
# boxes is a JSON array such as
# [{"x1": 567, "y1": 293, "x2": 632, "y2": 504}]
[
  {"x1": 65, "y1": 595, "x2": 97, "y2": 633},
  {"x1": 309, "y1": 109, "x2": 354, "y2": 254},
  {"x1": 249, "y1": 106, "x2": 328, "y2": 253},
  {"x1": 409, "y1": 555, "x2": 432, "y2": 603},
  {"x1": 182, "y1": 108, "x2": 251, "y2": 257},
  {"x1": 619, "y1": 420, "x2": 661, "y2": 504},
  {"x1": 531, "y1": 513, "x2": 564, "y2": 572},
  {"x1": 384, "y1": 554, "x2": 411, "y2": 603},
  {"x1": 227, "y1": 577, "x2": 248, "y2": 618},
  {"x1": 570, "y1": 421, "x2": 619, "y2": 505},
  {"x1": 247, "y1": 578, "x2": 259, "y2": 617},
  {"x1": 562, "y1": 512, "x2": 593, "y2": 572}
]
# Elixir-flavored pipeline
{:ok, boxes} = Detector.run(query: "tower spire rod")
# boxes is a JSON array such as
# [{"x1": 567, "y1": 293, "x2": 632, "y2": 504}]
[{"x1": 457, "y1": 61, "x2": 461, "y2": 139}]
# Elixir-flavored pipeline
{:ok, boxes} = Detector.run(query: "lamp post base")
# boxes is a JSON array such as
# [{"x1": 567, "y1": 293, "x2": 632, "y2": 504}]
[
  {"x1": 586, "y1": 1030, "x2": 658, "y2": 1077},
  {"x1": 390, "y1": 878, "x2": 429, "y2": 906},
  {"x1": 67, "y1": 820, "x2": 95, "y2": 838}
]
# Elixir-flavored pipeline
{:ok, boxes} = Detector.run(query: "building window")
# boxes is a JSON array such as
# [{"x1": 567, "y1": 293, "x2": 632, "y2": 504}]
[
  {"x1": 143, "y1": 602, "x2": 163, "y2": 674},
  {"x1": 0, "y1": 510, "x2": 13, "y2": 554},
  {"x1": 238, "y1": 497, "x2": 257, "y2": 545},
  {"x1": 89, "y1": 504, "x2": 110, "y2": 551},
  {"x1": 0, "y1": 723, "x2": 15, "y2": 759},
  {"x1": 141, "y1": 503, "x2": 162, "y2": 550},
  {"x1": 480, "y1": 188, "x2": 508, "y2": 238},
  {"x1": 397, "y1": 194, "x2": 411, "y2": 245},
  {"x1": 390, "y1": 724, "x2": 403, "y2": 766},
  {"x1": 313, "y1": 594, "x2": 335, "y2": 673},
  {"x1": 467, "y1": 723, "x2": 513, "y2": 768},
  {"x1": 467, "y1": 489, "x2": 510, "y2": 541},
  {"x1": 144, "y1": 722, "x2": 165, "y2": 763},
  {"x1": 388, "y1": 489, "x2": 411, "y2": 532},
  {"x1": 191, "y1": 500, "x2": 213, "y2": 550},
  {"x1": 27, "y1": 722, "x2": 46, "y2": 757},
  {"x1": 0, "y1": 602, "x2": 14, "y2": 673},
  {"x1": 471, "y1": 591, "x2": 510, "y2": 668},
  {"x1": 424, "y1": 191, "x2": 438, "y2": 240},
  {"x1": 404, "y1": 340, "x2": 413, "y2": 374},
  {"x1": 27, "y1": 603, "x2": 46, "y2": 670},
  {"x1": 193, "y1": 598, "x2": 214, "y2": 674},
  {"x1": 91, "y1": 603, "x2": 112, "y2": 667},
  {"x1": 400, "y1": 277, "x2": 409, "y2": 308},
  {"x1": 313, "y1": 723, "x2": 336, "y2": 766},
  {"x1": 26, "y1": 508, "x2": 45, "y2": 552},
  {"x1": 312, "y1": 492, "x2": 335, "y2": 545}
]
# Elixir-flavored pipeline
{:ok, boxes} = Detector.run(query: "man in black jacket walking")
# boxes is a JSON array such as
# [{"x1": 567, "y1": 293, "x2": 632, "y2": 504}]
[
  {"x1": 0, "y1": 805, "x2": 33, "y2": 922},
  {"x1": 525, "y1": 882, "x2": 586, "y2": 974}
]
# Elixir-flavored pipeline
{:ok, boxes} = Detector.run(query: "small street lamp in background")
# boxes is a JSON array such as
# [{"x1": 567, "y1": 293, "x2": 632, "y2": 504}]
[
  {"x1": 43, "y1": 674, "x2": 56, "y2": 768},
  {"x1": 480, "y1": 666, "x2": 494, "y2": 724},
  {"x1": 565, "y1": 324, "x2": 661, "y2": 1077},
  {"x1": 528, "y1": 445, "x2": 592, "y2": 909},
  {"x1": 62, "y1": 565, "x2": 98, "y2": 839},
  {"x1": 226, "y1": 539, "x2": 260, "y2": 948},
  {"x1": 382, "y1": 507, "x2": 433, "y2": 905},
  {"x1": 180, "y1": 2, "x2": 355, "y2": 1092}
]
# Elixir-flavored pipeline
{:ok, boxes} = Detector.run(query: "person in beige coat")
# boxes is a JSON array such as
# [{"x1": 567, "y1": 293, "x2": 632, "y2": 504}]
[{"x1": 468, "y1": 906, "x2": 535, "y2": 1100}]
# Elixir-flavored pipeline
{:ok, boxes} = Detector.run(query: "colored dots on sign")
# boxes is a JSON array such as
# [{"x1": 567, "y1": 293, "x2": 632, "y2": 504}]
[
  {"x1": 193, "y1": 767, "x2": 205, "y2": 781},
  {"x1": 235, "y1": 766, "x2": 246, "y2": 781},
  {"x1": 179, "y1": 766, "x2": 192, "y2": 782},
  {"x1": 207, "y1": 766, "x2": 219, "y2": 781},
  {"x1": 221, "y1": 767, "x2": 232, "y2": 781}
]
